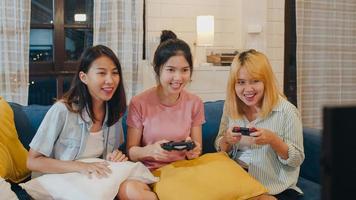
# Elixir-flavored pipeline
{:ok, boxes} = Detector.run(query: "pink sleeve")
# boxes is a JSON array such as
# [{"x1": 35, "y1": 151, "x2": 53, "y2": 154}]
[
  {"x1": 192, "y1": 99, "x2": 205, "y2": 127},
  {"x1": 126, "y1": 99, "x2": 143, "y2": 129}
]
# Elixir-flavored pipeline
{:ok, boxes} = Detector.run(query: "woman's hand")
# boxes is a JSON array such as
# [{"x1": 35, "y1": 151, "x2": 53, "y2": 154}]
[
  {"x1": 218, "y1": 127, "x2": 242, "y2": 152},
  {"x1": 185, "y1": 137, "x2": 202, "y2": 160},
  {"x1": 106, "y1": 150, "x2": 128, "y2": 162},
  {"x1": 250, "y1": 128, "x2": 277, "y2": 145},
  {"x1": 76, "y1": 161, "x2": 112, "y2": 178},
  {"x1": 250, "y1": 127, "x2": 289, "y2": 159},
  {"x1": 144, "y1": 140, "x2": 171, "y2": 161},
  {"x1": 224, "y1": 126, "x2": 242, "y2": 145}
]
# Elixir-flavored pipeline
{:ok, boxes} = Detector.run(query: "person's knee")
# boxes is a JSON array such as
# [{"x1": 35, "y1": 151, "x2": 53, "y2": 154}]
[
  {"x1": 118, "y1": 180, "x2": 137, "y2": 200},
  {"x1": 118, "y1": 180, "x2": 157, "y2": 200}
]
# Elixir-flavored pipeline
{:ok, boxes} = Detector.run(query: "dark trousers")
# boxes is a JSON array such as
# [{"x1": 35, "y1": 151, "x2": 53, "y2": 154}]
[{"x1": 273, "y1": 189, "x2": 301, "y2": 200}]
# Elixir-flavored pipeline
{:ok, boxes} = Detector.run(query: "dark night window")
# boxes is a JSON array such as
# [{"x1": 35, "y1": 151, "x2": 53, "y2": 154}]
[
  {"x1": 29, "y1": 0, "x2": 93, "y2": 105},
  {"x1": 65, "y1": 29, "x2": 93, "y2": 61},
  {"x1": 30, "y1": 29, "x2": 54, "y2": 62}
]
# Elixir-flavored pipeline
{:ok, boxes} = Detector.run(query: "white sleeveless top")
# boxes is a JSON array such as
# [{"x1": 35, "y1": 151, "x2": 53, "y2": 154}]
[{"x1": 79, "y1": 130, "x2": 104, "y2": 159}]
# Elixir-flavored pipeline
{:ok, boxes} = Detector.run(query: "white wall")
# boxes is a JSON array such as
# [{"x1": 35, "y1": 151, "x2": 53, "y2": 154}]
[
  {"x1": 266, "y1": 0, "x2": 285, "y2": 88},
  {"x1": 236, "y1": 0, "x2": 285, "y2": 88},
  {"x1": 146, "y1": 0, "x2": 242, "y2": 60},
  {"x1": 144, "y1": 0, "x2": 285, "y2": 95}
]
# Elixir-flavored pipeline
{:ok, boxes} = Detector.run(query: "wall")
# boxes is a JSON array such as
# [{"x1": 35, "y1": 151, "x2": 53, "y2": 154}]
[
  {"x1": 266, "y1": 0, "x2": 285, "y2": 89},
  {"x1": 143, "y1": 0, "x2": 285, "y2": 97},
  {"x1": 145, "y1": 0, "x2": 242, "y2": 60},
  {"x1": 234, "y1": 0, "x2": 285, "y2": 88}
]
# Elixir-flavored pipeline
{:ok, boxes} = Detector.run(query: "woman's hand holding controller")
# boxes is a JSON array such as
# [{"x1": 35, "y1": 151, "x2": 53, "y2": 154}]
[
  {"x1": 145, "y1": 140, "x2": 171, "y2": 161},
  {"x1": 185, "y1": 137, "x2": 201, "y2": 160},
  {"x1": 250, "y1": 128, "x2": 277, "y2": 145},
  {"x1": 224, "y1": 127, "x2": 242, "y2": 145}
]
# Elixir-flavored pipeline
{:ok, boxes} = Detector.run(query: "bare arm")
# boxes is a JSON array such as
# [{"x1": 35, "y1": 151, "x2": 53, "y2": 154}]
[
  {"x1": 190, "y1": 126, "x2": 202, "y2": 147},
  {"x1": 185, "y1": 126, "x2": 203, "y2": 159},
  {"x1": 126, "y1": 126, "x2": 146, "y2": 162},
  {"x1": 27, "y1": 149, "x2": 111, "y2": 177},
  {"x1": 127, "y1": 126, "x2": 171, "y2": 162}
]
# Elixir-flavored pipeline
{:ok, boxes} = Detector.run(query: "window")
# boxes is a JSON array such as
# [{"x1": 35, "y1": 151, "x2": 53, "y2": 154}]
[
  {"x1": 29, "y1": 0, "x2": 93, "y2": 105},
  {"x1": 284, "y1": 0, "x2": 297, "y2": 106}
]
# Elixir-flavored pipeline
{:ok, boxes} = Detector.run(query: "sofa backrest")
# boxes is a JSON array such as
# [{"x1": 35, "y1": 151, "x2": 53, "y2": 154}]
[
  {"x1": 202, "y1": 100, "x2": 224, "y2": 153},
  {"x1": 9, "y1": 102, "x2": 51, "y2": 150},
  {"x1": 9, "y1": 100, "x2": 225, "y2": 154},
  {"x1": 9, "y1": 101, "x2": 321, "y2": 184},
  {"x1": 300, "y1": 127, "x2": 321, "y2": 184}
]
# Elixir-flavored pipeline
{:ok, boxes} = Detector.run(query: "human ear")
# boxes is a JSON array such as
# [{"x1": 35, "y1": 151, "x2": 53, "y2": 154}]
[{"x1": 79, "y1": 71, "x2": 87, "y2": 84}]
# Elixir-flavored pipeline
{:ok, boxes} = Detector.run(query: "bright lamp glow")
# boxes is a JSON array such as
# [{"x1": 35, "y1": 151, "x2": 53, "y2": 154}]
[
  {"x1": 196, "y1": 15, "x2": 214, "y2": 46},
  {"x1": 74, "y1": 14, "x2": 87, "y2": 22}
]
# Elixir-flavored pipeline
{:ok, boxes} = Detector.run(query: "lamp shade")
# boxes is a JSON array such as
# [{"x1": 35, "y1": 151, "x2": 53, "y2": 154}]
[
  {"x1": 196, "y1": 15, "x2": 214, "y2": 46},
  {"x1": 74, "y1": 14, "x2": 87, "y2": 22}
]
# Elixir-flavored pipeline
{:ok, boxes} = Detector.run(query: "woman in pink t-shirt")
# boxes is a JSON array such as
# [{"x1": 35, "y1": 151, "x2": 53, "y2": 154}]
[{"x1": 118, "y1": 30, "x2": 205, "y2": 200}]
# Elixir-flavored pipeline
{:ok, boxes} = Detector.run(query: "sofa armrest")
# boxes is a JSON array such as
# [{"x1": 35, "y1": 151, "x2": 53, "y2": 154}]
[{"x1": 300, "y1": 127, "x2": 322, "y2": 184}]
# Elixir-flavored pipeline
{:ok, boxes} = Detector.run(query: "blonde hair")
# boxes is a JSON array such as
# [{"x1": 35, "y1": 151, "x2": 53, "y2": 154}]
[{"x1": 225, "y1": 49, "x2": 285, "y2": 119}]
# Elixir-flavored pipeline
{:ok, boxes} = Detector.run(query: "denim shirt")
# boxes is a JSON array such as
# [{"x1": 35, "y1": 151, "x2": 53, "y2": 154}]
[{"x1": 30, "y1": 101, "x2": 124, "y2": 161}]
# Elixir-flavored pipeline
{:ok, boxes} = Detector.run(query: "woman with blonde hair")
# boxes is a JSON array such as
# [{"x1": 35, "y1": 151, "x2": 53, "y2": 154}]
[{"x1": 215, "y1": 49, "x2": 304, "y2": 200}]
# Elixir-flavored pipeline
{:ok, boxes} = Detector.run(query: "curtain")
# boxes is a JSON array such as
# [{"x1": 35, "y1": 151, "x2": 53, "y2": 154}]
[
  {"x1": 296, "y1": 0, "x2": 356, "y2": 129},
  {"x1": 93, "y1": 0, "x2": 144, "y2": 101},
  {"x1": 0, "y1": 0, "x2": 30, "y2": 105}
]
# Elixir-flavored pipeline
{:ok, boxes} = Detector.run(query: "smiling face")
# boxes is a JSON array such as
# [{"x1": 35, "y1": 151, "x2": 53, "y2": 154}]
[
  {"x1": 235, "y1": 67, "x2": 265, "y2": 109},
  {"x1": 79, "y1": 56, "x2": 120, "y2": 105},
  {"x1": 158, "y1": 55, "x2": 191, "y2": 97}
]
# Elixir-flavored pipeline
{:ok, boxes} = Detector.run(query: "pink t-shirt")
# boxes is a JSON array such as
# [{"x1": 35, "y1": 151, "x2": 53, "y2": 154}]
[{"x1": 127, "y1": 87, "x2": 205, "y2": 170}]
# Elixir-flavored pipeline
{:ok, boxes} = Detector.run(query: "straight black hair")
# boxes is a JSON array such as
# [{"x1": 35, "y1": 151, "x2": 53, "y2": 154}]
[
  {"x1": 62, "y1": 45, "x2": 127, "y2": 126},
  {"x1": 153, "y1": 30, "x2": 193, "y2": 78}
]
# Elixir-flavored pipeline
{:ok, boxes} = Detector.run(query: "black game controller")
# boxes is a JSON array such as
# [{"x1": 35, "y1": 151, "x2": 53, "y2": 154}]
[
  {"x1": 232, "y1": 126, "x2": 257, "y2": 136},
  {"x1": 161, "y1": 141, "x2": 196, "y2": 151}
]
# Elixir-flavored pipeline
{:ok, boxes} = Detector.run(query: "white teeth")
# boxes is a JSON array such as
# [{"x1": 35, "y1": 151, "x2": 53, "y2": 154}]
[
  {"x1": 103, "y1": 88, "x2": 113, "y2": 92},
  {"x1": 244, "y1": 94, "x2": 255, "y2": 98},
  {"x1": 171, "y1": 83, "x2": 181, "y2": 89}
]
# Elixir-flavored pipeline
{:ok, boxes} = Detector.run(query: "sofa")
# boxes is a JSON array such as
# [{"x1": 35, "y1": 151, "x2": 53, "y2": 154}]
[{"x1": 8, "y1": 100, "x2": 321, "y2": 200}]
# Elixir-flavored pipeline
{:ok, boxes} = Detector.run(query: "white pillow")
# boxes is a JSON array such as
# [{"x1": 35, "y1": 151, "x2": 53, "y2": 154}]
[
  {"x1": 20, "y1": 158, "x2": 158, "y2": 200},
  {"x1": 0, "y1": 177, "x2": 19, "y2": 200}
]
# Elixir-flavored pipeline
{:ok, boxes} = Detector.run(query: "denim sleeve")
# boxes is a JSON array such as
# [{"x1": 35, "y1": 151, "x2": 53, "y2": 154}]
[
  {"x1": 108, "y1": 117, "x2": 124, "y2": 151},
  {"x1": 29, "y1": 102, "x2": 67, "y2": 157}
]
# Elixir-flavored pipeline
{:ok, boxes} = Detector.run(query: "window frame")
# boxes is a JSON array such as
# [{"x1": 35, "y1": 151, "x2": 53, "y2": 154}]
[
  {"x1": 30, "y1": 0, "x2": 93, "y2": 98},
  {"x1": 284, "y1": 0, "x2": 297, "y2": 106}
]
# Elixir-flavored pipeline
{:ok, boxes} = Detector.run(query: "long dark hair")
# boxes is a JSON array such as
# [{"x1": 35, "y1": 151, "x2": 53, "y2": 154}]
[
  {"x1": 153, "y1": 30, "x2": 193, "y2": 78},
  {"x1": 62, "y1": 45, "x2": 127, "y2": 126}
]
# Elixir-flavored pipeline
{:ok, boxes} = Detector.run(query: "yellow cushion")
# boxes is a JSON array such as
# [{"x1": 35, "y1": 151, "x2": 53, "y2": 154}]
[
  {"x1": 152, "y1": 152, "x2": 268, "y2": 200},
  {"x1": 0, "y1": 97, "x2": 30, "y2": 183}
]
